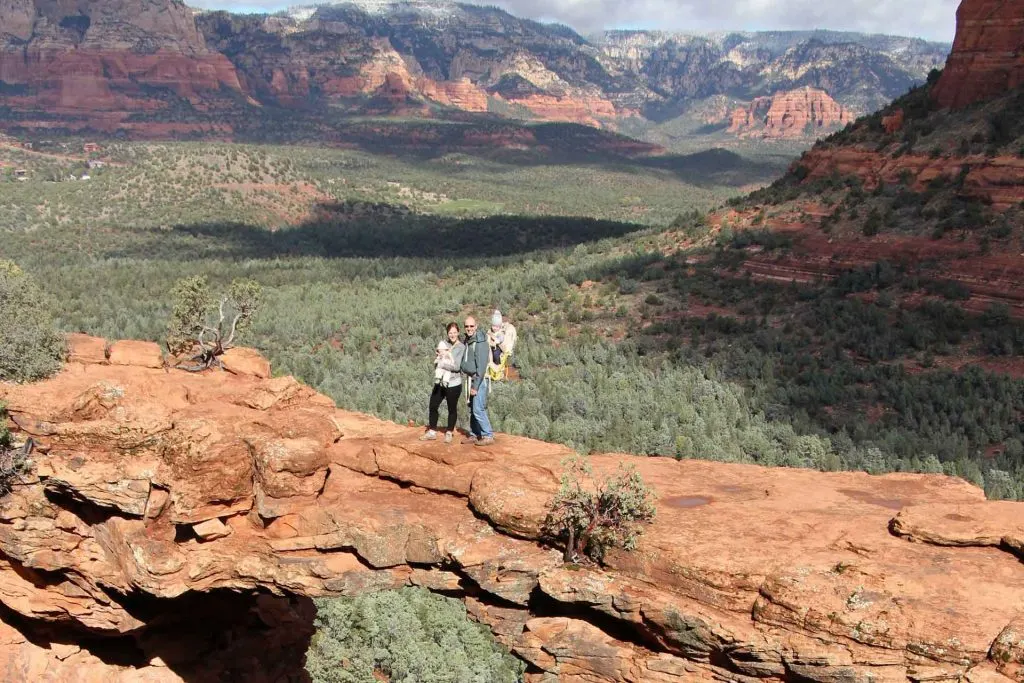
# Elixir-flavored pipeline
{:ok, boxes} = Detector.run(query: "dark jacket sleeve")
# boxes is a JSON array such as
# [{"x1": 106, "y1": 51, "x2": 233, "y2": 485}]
[{"x1": 471, "y1": 335, "x2": 489, "y2": 390}]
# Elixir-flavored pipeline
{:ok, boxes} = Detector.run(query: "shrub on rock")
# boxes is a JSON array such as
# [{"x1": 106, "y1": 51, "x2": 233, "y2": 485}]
[
  {"x1": 0, "y1": 261, "x2": 66, "y2": 382},
  {"x1": 543, "y1": 454, "x2": 657, "y2": 563}
]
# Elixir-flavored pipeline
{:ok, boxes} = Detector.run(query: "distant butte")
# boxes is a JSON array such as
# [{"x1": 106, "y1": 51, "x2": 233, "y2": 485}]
[{"x1": 728, "y1": 87, "x2": 852, "y2": 138}]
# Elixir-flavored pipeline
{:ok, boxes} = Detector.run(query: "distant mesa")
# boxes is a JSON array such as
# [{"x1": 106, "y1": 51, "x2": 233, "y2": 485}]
[
  {"x1": 0, "y1": 0, "x2": 243, "y2": 119},
  {"x1": 727, "y1": 87, "x2": 852, "y2": 138}
]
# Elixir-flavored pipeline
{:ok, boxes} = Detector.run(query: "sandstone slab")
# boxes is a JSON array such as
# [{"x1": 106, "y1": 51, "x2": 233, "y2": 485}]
[
  {"x1": 107, "y1": 341, "x2": 163, "y2": 369},
  {"x1": 66, "y1": 334, "x2": 108, "y2": 365},
  {"x1": 220, "y1": 347, "x2": 271, "y2": 379},
  {"x1": 1, "y1": 345, "x2": 1023, "y2": 683}
]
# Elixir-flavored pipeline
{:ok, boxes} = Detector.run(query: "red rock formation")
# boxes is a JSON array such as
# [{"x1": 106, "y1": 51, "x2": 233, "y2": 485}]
[
  {"x1": 419, "y1": 77, "x2": 489, "y2": 112},
  {"x1": 0, "y1": 50, "x2": 243, "y2": 111},
  {"x1": 494, "y1": 92, "x2": 622, "y2": 128},
  {"x1": 932, "y1": 0, "x2": 1024, "y2": 108},
  {"x1": 728, "y1": 87, "x2": 852, "y2": 138},
  {"x1": 0, "y1": 337, "x2": 1023, "y2": 682},
  {"x1": 798, "y1": 146, "x2": 1024, "y2": 210},
  {"x1": 317, "y1": 44, "x2": 489, "y2": 114},
  {"x1": 882, "y1": 107, "x2": 905, "y2": 133},
  {"x1": 314, "y1": 42, "x2": 616, "y2": 124},
  {"x1": 707, "y1": 208, "x2": 1024, "y2": 319},
  {"x1": 0, "y1": 0, "x2": 244, "y2": 120}
]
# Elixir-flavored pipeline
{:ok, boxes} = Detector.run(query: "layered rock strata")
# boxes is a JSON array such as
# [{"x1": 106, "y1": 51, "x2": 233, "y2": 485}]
[
  {"x1": 932, "y1": 0, "x2": 1024, "y2": 108},
  {"x1": 0, "y1": 0, "x2": 244, "y2": 116},
  {"x1": 797, "y1": 147, "x2": 1024, "y2": 211},
  {"x1": 0, "y1": 336, "x2": 1022, "y2": 681},
  {"x1": 728, "y1": 87, "x2": 852, "y2": 138}
]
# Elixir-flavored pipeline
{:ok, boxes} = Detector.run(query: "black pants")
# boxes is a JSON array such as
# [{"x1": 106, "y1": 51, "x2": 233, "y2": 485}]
[{"x1": 428, "y1": 383, "x2": 462, "y2": 432}]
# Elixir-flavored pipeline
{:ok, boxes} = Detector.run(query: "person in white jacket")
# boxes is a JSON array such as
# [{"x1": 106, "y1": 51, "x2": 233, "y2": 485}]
[{"x1": 420, "y1": 322, "x2": 466, "y2": 443}]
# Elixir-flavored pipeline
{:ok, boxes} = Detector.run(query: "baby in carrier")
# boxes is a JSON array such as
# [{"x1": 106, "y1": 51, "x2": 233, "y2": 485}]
[{"x1": 486, "y1": 309, "x2": 517, "y2": 381}]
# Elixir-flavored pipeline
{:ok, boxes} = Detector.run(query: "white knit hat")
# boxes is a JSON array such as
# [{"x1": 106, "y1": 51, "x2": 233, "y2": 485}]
[{"x1": 490, "y1": 309, "x2": 502, "y2": 327}]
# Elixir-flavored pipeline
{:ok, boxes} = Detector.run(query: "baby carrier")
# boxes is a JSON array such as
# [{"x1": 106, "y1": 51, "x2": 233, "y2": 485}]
[{"x1": 486, "y1": 322, "x2": 517, "y2": 382}]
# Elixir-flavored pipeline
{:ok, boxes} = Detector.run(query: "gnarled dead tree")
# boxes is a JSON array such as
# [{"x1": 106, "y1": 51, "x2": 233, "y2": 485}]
[{"x1": 166, "y1": 276, "x2": 262, "y2": 372}]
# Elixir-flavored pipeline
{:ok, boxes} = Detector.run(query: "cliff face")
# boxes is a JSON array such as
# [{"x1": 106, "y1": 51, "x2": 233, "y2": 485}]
[
  {"x1": 0, "y1": 0, "x2": 243, "y2": 117},
  {"x1": 932, "y1": 0, "x2": 1024, "y2": 108},
  {"x1": 742, "y1": 0, "x2": 1024, "y2": 259},
  {"x1": 595, "y1": 31, "x2": 948, "y2": 116},
  {"x1": 0, "y1": 0, "x2": 949, "y2": 137},
  {"x1": 728, "y1": 87, "x2": 851, "y2": 138},
  {"x1": 0, "y1": 336, "x2": 1022, "y2": 682}
]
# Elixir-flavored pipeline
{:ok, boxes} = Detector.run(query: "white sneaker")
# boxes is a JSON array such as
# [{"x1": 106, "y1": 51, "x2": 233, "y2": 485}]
[
  {"x1": 419, "y1": 430, "x2": 437, "y2": 441},
  {"x1": 444, "y1": 431, "x2": 453, "y2": 444}
]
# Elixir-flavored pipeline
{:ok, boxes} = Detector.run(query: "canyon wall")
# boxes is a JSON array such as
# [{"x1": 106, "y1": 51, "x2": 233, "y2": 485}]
[
  {"x1": 0, "y1": 0, "x2": 949, "y2": 136},
  {"x1": 0, "y1": 0, "x2": 244, "y2": 116},
  {"x1": 932, "y1": 0, "x2": 1024, "y2": 108}
]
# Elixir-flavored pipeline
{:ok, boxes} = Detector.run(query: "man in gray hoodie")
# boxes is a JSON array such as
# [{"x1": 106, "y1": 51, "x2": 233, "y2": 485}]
[{"x1": 460, "y1": 316, "x2": 494, "y2": 446}]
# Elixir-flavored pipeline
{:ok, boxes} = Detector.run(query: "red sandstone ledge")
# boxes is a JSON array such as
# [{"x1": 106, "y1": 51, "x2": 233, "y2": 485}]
[{"x1": 0, "y1": 336, "x2": 1021, "y2": 682}]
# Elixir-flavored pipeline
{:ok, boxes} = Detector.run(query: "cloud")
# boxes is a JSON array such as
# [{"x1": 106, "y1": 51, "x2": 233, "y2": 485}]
[
  {"x1": 491, "y1": 0, "x2": 958, "y2": 41},
  {"x1": 188, "y1": 0, "x2": 959, "y2": 42}
]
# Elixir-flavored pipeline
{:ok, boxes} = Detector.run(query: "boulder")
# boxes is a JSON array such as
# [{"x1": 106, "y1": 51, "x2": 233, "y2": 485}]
[{"x1": 192, "y1": 518, "x2": 231, "y2": 541}]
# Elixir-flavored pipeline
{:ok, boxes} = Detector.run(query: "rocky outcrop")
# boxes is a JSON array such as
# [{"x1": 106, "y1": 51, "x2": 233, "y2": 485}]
[
  {"x1": 420, "y1": 77, "x2": 488, "y2": 112},
  {"x1": 494, "y1": 93, "x2": 621, "y2": 128},
  {"x1": 728, "y1": 87, "x2": 852, "y2": 138},
  {"x1": 797, "y1": 146, "x2": 1024, "y2": 210},
  {"x1": 932, "y1": 0, "x2": 1024, "y2": 108},
  {"x1": 0, "y1": 336, "x2": 1022, "y2": 682},
  {"x1": 284, "y1": 37, "x2": 489, "y2": 113},
  {"x1": 0, "y1": 0, "x2": 244, "y2": 117},
  {"x1": 882, "y1": 108, "x2": 905, "y2": 133}
]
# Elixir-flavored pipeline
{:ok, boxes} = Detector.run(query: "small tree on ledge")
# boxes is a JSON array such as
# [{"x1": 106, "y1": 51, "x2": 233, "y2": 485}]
[
  {"x1": 543, "y1": 454, "x2": 657, "y2": 564},
  {"x1": 166, "y1": 276, "x2": 262, "y2": 372}
]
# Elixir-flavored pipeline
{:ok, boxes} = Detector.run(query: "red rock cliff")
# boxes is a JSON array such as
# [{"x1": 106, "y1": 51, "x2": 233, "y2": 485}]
[
  {"x1": 0, "y1": 336, "x2": 1022, "y2": 682},
  {"x1": 728, "y1": 87, "x2": 852, "y2": 138},
  {"x1": 932, "y1": 0, "x2": 1024, "y2": 108},
  {"x1": 0, "y1": 0, "x2": 243, "y2": 118}
]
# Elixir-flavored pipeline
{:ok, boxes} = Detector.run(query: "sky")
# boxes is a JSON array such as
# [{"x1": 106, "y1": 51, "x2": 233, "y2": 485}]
[{"x1": 187, "y1": 0, "x2": 960, "y2": 42}]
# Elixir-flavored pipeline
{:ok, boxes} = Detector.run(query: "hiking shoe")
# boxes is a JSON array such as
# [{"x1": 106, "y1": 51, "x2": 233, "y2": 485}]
[
  {"x1": 462, "y1": 435, "x2": 479, "y2": 444},
  {"x1": 444, "y1": 431, "x2": 453, "y2": 444},
  {"x1": 419, "y1": 430, "x2": 437, "y2": 441},
  {"x1": 474, "y1": 436, "x2": 495, "y2": 447}
]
